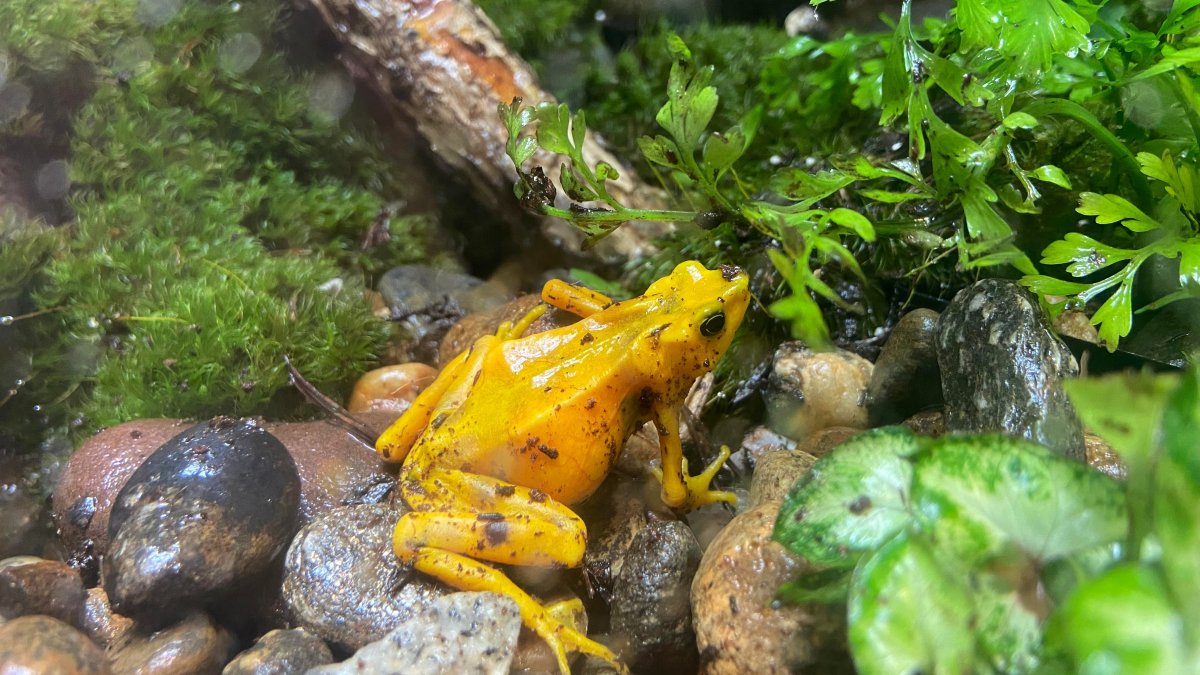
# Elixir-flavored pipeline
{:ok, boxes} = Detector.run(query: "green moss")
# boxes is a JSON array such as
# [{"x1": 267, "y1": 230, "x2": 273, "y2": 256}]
[{"x1": 1, "y1": 0, "x2": 440, "y2": 440}]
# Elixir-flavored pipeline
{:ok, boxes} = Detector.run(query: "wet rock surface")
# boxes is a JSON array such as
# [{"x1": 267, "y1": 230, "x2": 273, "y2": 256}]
[
  {"x1": 52, "y1": 418, "x2": 190, "y2": 554},
  {"x1": 109, "y1": 611, "x2": 237, "y2": 675},
  {"x1": 0, "y1": 454, "x2": 58, "y2": 559},
  {"x1": 0, "y1": 557, "x2": 86, "y2": 628},
  {"x1": 748, "y1": 448, "x2": 820, "y2": 510},
  {"x1": 610, "y1": 519, "x2": 702, "y2": 672},
  {"x1": 222, "y1": 627, "x2": 333, "y2": 674},
  {"x1": 348, "y1": 363, "x2": 437, "y2": 414},
  {"x1": 379, "y1": 264, "x2": 510, "y2": 364},
  {"x1": 764, "y1": 342, "x2": 873, "y2": 442},
  {"x1": 865, "y1": 308, "x2": 942, "y2": 425},
  {"x1": 437, "y1": 293, "x2": 577, "y2": 367},
  {"x1": 936, "y1": 279, "x2": 1085, "y2": 460},
  {"x1": 103, "y1": 417, "x2": 300, "y2": 619},
  {"x1": 692, "y1": 501, "x2": 849, "y2": 675},
  {"x1": 281, "y1": 502, "x2": 447, "y2": 652},
  {"x1": 80, "y1": 586, "x2": 134, "y2": 650},
  {"x1": 310, "y1": 592, "x2": 521, "y2": 675},
  {"x1": 0, "y1": 614, "x2": 112, "y2": 674}
]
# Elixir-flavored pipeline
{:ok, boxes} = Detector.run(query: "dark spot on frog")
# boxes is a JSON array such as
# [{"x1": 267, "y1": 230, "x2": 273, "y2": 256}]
[
  {"x1": 719, "y1": 264, "x2": 742, "y2": 281},
  {"x1": 585, "y1": 398, "x2": 596, "y2": 410},
  {"x1": 477, "y1": 512, "x2": 505, "y2": 521},
  {"x1": 848, "y1": 495, "x2": 872, "y2": 514},
  {"x1": 530, "y1": 488, "x2": 547, "y2": 503},
  {"x1": 544, "y1": 386, "x2": 552, "y2": 393},
  {"x1": 639, "y1": 387, "x2": 658, "y2": 410},
  {"x1": 472, "y1": 370, "x2": 482, "y2": 386},
  {"x1": 496, "y1": 485, "x2": 516, "y2": 497},
  {"x1": 647, "y1": 323, "x2": 670, "y2": 349},
  {"x1": 580, "y1": 333, "x2": 594, "y2": 345},
  {"x1": 485, "y1": 520, "x2": 509, "y2": 546},
  {"x1": 431, "y1": 412, "x2": 449, "y2": 429},
  {"x1": 537, "y1": 445, "x2": 559, "y2": 460}
]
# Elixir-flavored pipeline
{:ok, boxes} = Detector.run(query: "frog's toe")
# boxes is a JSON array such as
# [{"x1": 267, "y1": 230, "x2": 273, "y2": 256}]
[{"x1": 550, "y1": 623, "x2": 628, "y2": 675}]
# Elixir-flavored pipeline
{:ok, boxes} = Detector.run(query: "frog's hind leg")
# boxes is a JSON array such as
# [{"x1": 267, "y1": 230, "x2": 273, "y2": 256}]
[
  {"x1": 395, "y1": 467, "x2": 627, "y2": 674},
  {"x1": 541, "y1": 279, "x2": 614, "y2": 318}
]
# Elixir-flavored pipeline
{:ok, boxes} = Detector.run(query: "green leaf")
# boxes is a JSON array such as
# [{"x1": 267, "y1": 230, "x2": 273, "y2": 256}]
[
  {"x1": 1179, "y1": 240, "x2": 1200, "y2": 287},
  {"x1": 827, "y1": 208, "x2": 875, "y2": 241},
  {"x1": 848, "y1": 533, "x2": 977, "y2": 675},
  {"x1": 534, "y1": 102, "x2": 573, "y2": 156},
  {"x1": 1090, "y1": 278, "x2": 1135, "y2": 349},
  {"x1": 1031, "y1": 164, "x2": 1072, "y2": 190},
  {"x1": 955, "y1": 0, "x2": 999, "y2": 51},
  {"x1": 1019, "y1": 275, "x2": 1092, "y2": 296},
  {"x1": 911, "y1": 435, "x2": 1127, "y2": 565},
  {"x1": 972, "y1": 565, "x2": 1044, "y2": 673},
  {"x1": 1039, "y1": 232, "x2": 1135, "y2": 276},
  {"x1": 1077, "y1": 192, "x2": 1160, "y2": 232},
  {"x1": 701, "y1": 125, "x2": 747, "y2": 178},
  {"x1": 559, "y1": 163, "x2": 597, "y2": 203},
  {"x1": 774, "y1": 428, "x2": 922, "y2": 567},
  {"x1": 1047, "y1": 565, "x2": 1190, "y2": 673},
  {"x1": 637, "y1": 135, "x2": 680, "y2": 168},
  {"x1": 1002, "y1": 112, "x2": 1038, "y2": 129},
  {"x1": 997, "y1": 0, "x2": 1091, "y2": 78},
  {"x1": 774, "y1": 567, "x2": 854, "y2": 605},
  {"x1": 960, "y1": 189, "x2": 1012, "y2": 241}
]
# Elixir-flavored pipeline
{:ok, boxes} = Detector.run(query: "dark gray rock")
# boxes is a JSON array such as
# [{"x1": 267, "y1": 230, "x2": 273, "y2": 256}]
[
  {"x1": 281, "y1": 503, "x2": 447, "y2": 653},
  {"x1": 866, "y1": 308, "x2": 943, "y2": 425},
  {"x1": 103, "y1": 417, "x2": 300, "y2": 620},
  {"x1": 378, "y1": 265, "x2": 508, "y2": 363},
  {"x1": 935, "y1": 279, "x2": 1084, "y2": 459},
  {"x1": 610, "y1": 520, "x2": 702, "y2": 672},
  {"x1": 309, "y1": 592, "x2": 520, "y2": 675},
  {"x1": 222, "y1": 628, "x2": 332, "y2": 674},
  {"x1": 0, "y1": 557, "x2": 86, "y2": 628}
]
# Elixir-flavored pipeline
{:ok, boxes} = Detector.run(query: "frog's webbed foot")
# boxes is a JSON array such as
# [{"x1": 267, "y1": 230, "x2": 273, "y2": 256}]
[
  {"x1": 652, "y1": 444, "x2": 737, "y2": 511},
  {"x1": 652, "y1": 406, "x2": 738, "y2": 512},
  {"x1": 395, "y1": 468, "x2": 628, "y2": 674}
]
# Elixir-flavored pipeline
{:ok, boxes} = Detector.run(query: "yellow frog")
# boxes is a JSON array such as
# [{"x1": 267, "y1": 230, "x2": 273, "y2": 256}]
[{"x1": 375, "y1": 261, "x2": 750, "y2": 673}]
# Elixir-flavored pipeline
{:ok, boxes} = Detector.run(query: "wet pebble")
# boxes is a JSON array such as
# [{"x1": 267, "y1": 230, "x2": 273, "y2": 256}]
[
  {"x1": 580, "y1": 483, "x2": 651, "y2": 604},
  {"x1": 348, "y1": 363, "x2": 437, "y2": 414},
  {"x1": 103, "y1": 417, "x2": 300, "y2": 619},
  {"x1": 692, "y1": 502, "x2": 849, "y2": 675},
  {"x1": 309, "y1": 592, "x2": 521, "y2": 675},
  {"x1": 865, "y1": 308, "x2": 942, "y2": 425},
  {"x1": 0, "y1": 614, "x2": 111, "y2": 674},
  {"x1": 748, "y1": 449, "x2": 820, "y2": 510},
  {"x1": 109, "y1": 611, "x2": 237, "y2": 675},
  {"x1": 80, "y1": 586, "x2": 134, "y2": 650},
  {"x1": 52, "y1": 419, "x2": 191, "y2": 555},
  {"x1": 1086, "y1": 432, "x2": 1126, "y2": 480},
  {"x1": 764, "y1": 342, "x2": 873, "y2": 442},
  {"x1": 379, "y1": 264, "x2": 509, "y2": 364},
  {"x1": 936, "y1": 279, "x2": 1085, "y2": 460},
  {"x1": 281, "y1": 503, "x2": 447, "y2": 652},
  {"x1": 222, "y1": 627, "x2": 333, "y2": 674},
  {"x1": 610, "y1": 520, "x2": 702, "y2": 671},
  {"x1": 0, "y1": 557, "x2": 86, "y2": 628}
]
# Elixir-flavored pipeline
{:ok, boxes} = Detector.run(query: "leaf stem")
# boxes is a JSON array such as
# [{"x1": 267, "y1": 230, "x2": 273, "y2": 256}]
[{"x1": 542, "y1": 206, "x2": 699, "y2": 224}]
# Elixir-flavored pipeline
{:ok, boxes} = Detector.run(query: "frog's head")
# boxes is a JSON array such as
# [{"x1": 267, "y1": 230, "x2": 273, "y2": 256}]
[{"x1": 639, "y1": 260, "x2": 750, "y2": 387}]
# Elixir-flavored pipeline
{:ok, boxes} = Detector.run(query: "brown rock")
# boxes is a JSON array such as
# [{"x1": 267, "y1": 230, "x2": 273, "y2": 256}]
[
  {"x1": 0, "y1": 614, "x2": 111, "y2": 674},
  {"x1": 347, "y1": 363, "x2": 437, "y2": 415},
  {"x1": 749, "y1": 451, "x2": 818, "y2": 509},
  {"x1": 52, "y1": 419, "x2": 190, "y2": 554},
  {"x1": 80, "y1": 587, "x2": 134, "y2": 650},
  {"x1": 0, "y1": 558, "x2": 86, "y2": 628},
  {"x1": 692, "y1": 502, "x2": 849, "y2": 675},
  {"x1": 901, "y1": 409, "x2": 945, "y2": 437},
  {"x1": 222, "y1": 627, "x2": 333, "y2": 674},
  {"x1": 109, "y1": 611, "x2": 236, "y2": 675},
  {"x1": 764, "y1": 343, "x2": 873, "y2": 442},
  {"x1": 1085, "y1": 432, "x2": 1126, "y2": 480}
]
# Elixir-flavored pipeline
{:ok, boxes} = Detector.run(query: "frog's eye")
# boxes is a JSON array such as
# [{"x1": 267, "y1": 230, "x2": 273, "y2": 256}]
[{"x1": 700, "y1": 311, "x2": 726, "y2": 337}]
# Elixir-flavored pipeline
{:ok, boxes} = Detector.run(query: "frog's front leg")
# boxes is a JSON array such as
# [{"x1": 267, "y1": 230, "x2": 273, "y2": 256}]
[
  {"x1": 652, "y1": 404, "x2": 737, "y2": 511},
  {"x1": 541, "y1": 279, "x2": 614, "y2": 317},
  {"x1": 395, "y1": 466, "x2": 627, "y2": 674}
]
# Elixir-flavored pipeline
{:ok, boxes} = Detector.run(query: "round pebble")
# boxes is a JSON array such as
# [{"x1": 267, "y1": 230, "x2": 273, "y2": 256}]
[
  {"x1": 281, "y1": 503, "x2": 447, "y2": 652},
  {"x1": 109, "y1": 611, "x2": 236, "y2": 675},
  {"x1": 348, "y1": 363, "x2": 437, "y2": 414},
  {"x1": 103, "y1": 417, "x2": 299, "y2": 619},
  {"x1": 222, "y1": 627, "x2": 333, "y2": 674},
  {"x1": 764, "y1": 342, "x2": 873, "y2": 442},
  {"x1": 0, "y1": 614, "x2": 111, "y2": 674},
  {"x1": 0, "y1": 557, "x2": 86, "y2": 628}
]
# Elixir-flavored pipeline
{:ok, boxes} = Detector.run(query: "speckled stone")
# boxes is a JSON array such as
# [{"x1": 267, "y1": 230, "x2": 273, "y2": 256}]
[
  {"x1": 281, "y1": 503, "x2": 447, "y2": 652},
  {"x1": 309, "y1": 592, "x2": 521, "y2": 675},
  {"x1": 610, "y1": 520, "x2": 702, "y2": 671},
  {"x1": 865, "y1": 308, "x2": 942, "y2": 425},
  {"x1": 935, "y1": 279, "x2": 1085, "y2": 460},
  {"x1": 691, "y1": 502, "x2": 850, "y2": 675}
]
